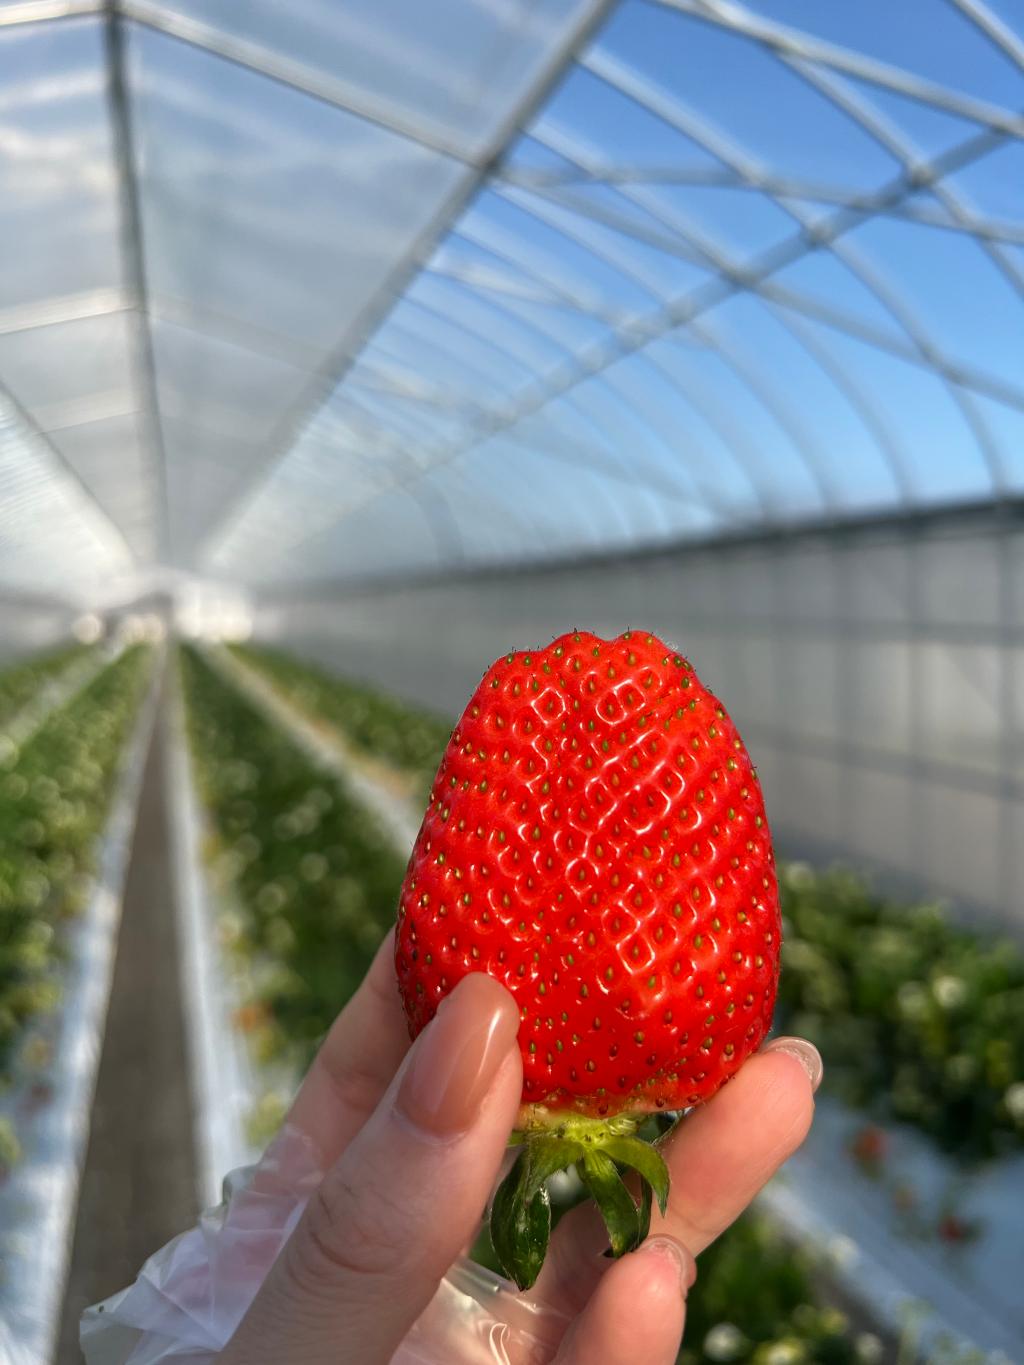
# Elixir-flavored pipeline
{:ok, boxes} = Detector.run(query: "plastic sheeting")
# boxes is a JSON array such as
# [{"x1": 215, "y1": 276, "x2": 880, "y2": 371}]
[
  {"x1": 254, "y1": 508, "x2": 1024, "y2": 934},
  {"x1": 0, "y1": 0, "x2": 1023, "y2": 598}
]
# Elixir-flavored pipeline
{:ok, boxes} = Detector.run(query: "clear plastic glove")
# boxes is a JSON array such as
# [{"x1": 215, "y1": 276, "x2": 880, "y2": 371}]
[{"x1": 82, "y1": 934, "x2": 821, "y2": 1365}]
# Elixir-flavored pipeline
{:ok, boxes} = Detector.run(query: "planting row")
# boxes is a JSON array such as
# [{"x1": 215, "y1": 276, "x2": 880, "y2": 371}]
[
  {"x1": 231, "y1": 643, "x2": 451, "y2": 802},
  {"x1": 182, "y1": 647, "x2": 873, "y2": 1365},
  {"x1": 0, "y1": 645, "x2": 152, "y2": 1166},
  {"x1": 236, "y1": 644, "x2": 1024, "y2": 1167},
  {"x1": 180, "y1": 645, "x2": 406, "y2": 1078},
  {"x1": 0, "y1": 641, "x2": 89, "y2": 729},
  {"x1": 776, "y1": 864, "x2": 1023, "y2": 1163}
]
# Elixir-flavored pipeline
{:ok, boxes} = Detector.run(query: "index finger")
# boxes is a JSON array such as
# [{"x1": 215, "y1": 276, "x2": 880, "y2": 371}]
[{"x1": 282, "y1": 927, "x2": 410, "y2": 1167}]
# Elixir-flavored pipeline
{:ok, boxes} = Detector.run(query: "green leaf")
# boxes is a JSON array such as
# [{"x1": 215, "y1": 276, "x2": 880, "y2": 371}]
[
  {"x1": 489, "y1": 1148, "x2": 553, "y2": 1290},
  {"x1": 522, "y1": 1135, "x2": 585, "y2": 1200},
  {"x1": 578, "y1": 1149, "x2": 642, "y2": 1258},
  {"x1": 600, "y1": 1135, "x2": 671, "y2": 1216},
  {"x1": 637, "y1": 1177, "x2": 653, "y2": 1244},
  {"x1": 488, "y1": 1134, "x2": 585, "y2": 1288}
]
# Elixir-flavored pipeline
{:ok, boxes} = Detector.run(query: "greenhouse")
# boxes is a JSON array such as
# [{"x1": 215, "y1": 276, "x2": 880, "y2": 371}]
[{"x1": 0, "y1": 0, "x2": 1022, "y2": 1361}]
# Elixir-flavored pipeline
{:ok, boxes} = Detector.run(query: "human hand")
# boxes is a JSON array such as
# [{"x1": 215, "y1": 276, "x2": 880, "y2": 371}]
[{"x1": 217, "y1": 931, "x2": 821, "y2": 1365}]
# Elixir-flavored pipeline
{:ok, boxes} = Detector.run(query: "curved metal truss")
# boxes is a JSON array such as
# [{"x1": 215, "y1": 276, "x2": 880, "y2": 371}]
[{"x1": 0, "y1": 0, "x2": 1022, "y2": 596}]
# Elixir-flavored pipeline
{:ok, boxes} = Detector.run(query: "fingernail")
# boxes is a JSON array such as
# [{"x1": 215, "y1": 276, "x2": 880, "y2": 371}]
[
  {"x1": 397, "y1": 975, "x2": 519, "y2": 1136},
  {"x1": 762, "y1": 1036, "x2": 824, "y2": 1093},
  {"x1": 636, "y1": 1236, "x2": 696, "y2": 1297}
]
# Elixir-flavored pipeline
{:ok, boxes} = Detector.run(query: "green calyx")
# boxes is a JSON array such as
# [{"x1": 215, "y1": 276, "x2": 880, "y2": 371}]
[{"x1": 489, "y1": 1113, "x2": 671, "y2": 1290}]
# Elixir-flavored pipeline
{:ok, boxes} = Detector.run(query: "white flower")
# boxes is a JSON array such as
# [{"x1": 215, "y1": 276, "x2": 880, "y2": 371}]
[
  {"x1": 932, "y1": 975, "x2": 967, "y2": 1009},
  {"x1": 762, "y1": 1342, "x2": 805, "y2": 1365},
  {"x1": 1004, "y1": 1082, "x2": 1024, "y2": 1123},
  {"x1": 256, "y1": 882, "x2": 287, "y2": 914},
  {"x1": 897, "y1": 982, "x2": 928, "y2": 1018},
  {"x1": 704, "y1": 1323, "x2": 744, "y2": 1361},
  {"x1": 546, "y1": 1169, "x2": 583, "y2": 1201},
  {"x1": 785, "y1": 862, "x2": 814, "y2": 888},
  {"x1": 946, "y1": 1054, "x2": 976, "y2": 1085},
  {"x1": 827, "y1": 1234, "x2": 860, "y2": 1269},
  {"x1": 300, "y1": 852, "x2": 328, "y2": 883},
  {"x1": 854, "y1": 1333, "x2": 884, "y2": 1363}
]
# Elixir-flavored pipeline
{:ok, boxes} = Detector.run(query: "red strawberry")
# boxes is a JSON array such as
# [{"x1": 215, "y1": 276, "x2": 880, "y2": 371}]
[
  {"x1": 395, "y1": 629, "x2": 781, "y2": 1286},
  {"x1": 850, "y1": 1124, "x2": 888, "y2": 1170}
]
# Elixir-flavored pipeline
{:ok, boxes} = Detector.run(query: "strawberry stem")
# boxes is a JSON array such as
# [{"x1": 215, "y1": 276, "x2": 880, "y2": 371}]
[{"x1": 489, "y1": 1115, "x2": 671, "y2": 1290}]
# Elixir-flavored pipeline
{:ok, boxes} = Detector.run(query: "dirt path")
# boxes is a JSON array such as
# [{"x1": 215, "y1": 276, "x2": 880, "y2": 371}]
[{"x1": 55, "y1": 702, "x2": 198, "y2": 1363}]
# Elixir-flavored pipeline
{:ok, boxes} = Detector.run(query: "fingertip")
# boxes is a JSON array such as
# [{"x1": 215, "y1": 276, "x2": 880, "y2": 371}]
[
  {"x1": 555, "y1": 1238, "x2": 688, "y2": 1365},
  {"x1": 395, "y1": 973, "x2": 520, "y2": 1138},
  {"x1": 761, "y1": 1035, "x2": 824, "y2": 1094},
  {"x1": 736, "y1": 1047, "x2": 817, "y2": 1151},
  {"x1": 634, "y1": 1235, "x2": 696, "y2": 1298},
  {"x1": 442, "y1": 972, "x2": 521, "y2": 1036}
]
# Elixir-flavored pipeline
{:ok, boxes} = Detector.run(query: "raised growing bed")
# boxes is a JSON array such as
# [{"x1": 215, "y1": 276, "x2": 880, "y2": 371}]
[
  {"x1": 177, "y1": 646, "x2": 405, "y2": 1118},
  {"x1": 0, "y1": 645, "x2": 157, "y2": 1365},
  {"x1": 230, "y1": 642, "x2": 451, "y2": 804},
  {"x1": 0, "y1": 643, "x2": 91, "y2": 733}
]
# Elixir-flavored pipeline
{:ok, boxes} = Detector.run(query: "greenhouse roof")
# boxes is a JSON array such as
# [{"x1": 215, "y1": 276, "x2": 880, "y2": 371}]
[{"x1": 2, "y1": 0, "x2": 1023, "y2": 601}]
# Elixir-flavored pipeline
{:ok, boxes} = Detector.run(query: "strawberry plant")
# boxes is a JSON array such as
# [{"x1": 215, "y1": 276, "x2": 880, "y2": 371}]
[
  {"x1": 775, "y1": 863, "x2": 1024, "y2": 1160},
  {"x1": 179, "y1": 646, "x2": 406, "y2": 1070},
  {"x1": 0, "y1": 646, "x2": 150, "y2": 1091},
  {"x1": 230, "y1": 642, "x2": 451, "y2": 801},
  {"x1": 0, "y1": 642, "x2": 90, "y2": 728}
]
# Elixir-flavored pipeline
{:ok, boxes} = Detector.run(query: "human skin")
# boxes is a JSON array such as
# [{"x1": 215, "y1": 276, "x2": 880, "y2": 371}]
[{"x1": 219, "y1": 931, "x2": 821, "y2": 1365}]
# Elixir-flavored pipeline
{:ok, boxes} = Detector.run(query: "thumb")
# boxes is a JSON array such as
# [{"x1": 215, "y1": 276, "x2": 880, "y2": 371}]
[{"x1": 220, "y1": 974, "x2": 521, "y2": 1365}]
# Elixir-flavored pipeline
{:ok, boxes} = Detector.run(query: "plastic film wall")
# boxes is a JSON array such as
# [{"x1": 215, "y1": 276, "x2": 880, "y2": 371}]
[
  {"x1": 254, "y1": 508, "x2": 1023, "y2": 934},
  {"x1": 0, "y1": 597, "x2": 78, "y2": 665}
]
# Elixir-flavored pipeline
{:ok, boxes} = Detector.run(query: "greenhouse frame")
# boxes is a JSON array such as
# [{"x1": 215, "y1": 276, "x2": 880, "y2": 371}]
[{"x1": 0, "y1": 0, "x2": 1022, "y2": 1362}]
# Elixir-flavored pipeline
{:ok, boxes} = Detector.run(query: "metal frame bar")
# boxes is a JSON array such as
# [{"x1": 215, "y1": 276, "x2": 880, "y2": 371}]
[
  {"x1": 949, "y1": 0, "x2": 1024, "y2": 72},
  {"x1": 506, "y1": 176, "x2": 1024, "y2": 412},
  {"x1": 464, "y1": 187, "x2": 802, "y2": 515},
  {"x1": 223, "y1": 279, "x2": 711, "y2": 567},
  {"x1": 0, "y1": 289, "x2": 130, "y2": 338},
  {"x1": 0, "y1": 0, "x2": 102, "y2": 27},
  {"x1": 240, "y1": 248, "x2": 748, "y2": 567},
  {"x1": 251, "y1": 3, "x2": 1024, "y2": 573},
  {"x1": 286, "y1": 396, "x2": 471, "y2": 570},
  {"x1": 0, "y1": 383, "x2": 135, "y2": 562},
  {"x1": 194, "y1": 0, "x2": 620, "y2": 568},
  {"x1": 779, "y1": 57, "x2": 1014, "y2": 490},
  {"x1": 414, "y1": 245, "x2": 728, "y2": 512},
  {"x1": 104, "y1": 2, "x2": 169, "y2": 559},
  {"x1": 452, "y1": 193, "x2": 802, "y2": 516},
  {"x1": 655, "y1": 0, "x2": 1024, "y2": 139},
  {"x1": 744, "y1": 720, "x2": 1024, "y2": 807},
  {"x1": 119, "y1": 0, "x2": 482, "y2": 166},
  {"x1": 0, "y1": 365, "x2": 141, "y2": 568},
  {"x1": 502, "y1": 163, "x2": 1024, "y2": 247},
  {"x1": 346, "y1": 359, "x2": 705, "y2": 509},
  {"x1": 511, "y1": 124, "x2": 841, "y2": 509},
  {"x1": 573, "y1": 47, "x2": 999, "y2": 498},
  {"x1": 251, "y1": 492, "x2": 1024, "y2": 604},
  {"x1": 4, "y1": 0, "x2": 1022, "y2": 587}
]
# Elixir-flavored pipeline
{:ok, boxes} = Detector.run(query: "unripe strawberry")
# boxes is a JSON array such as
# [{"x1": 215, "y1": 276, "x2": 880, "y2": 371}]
[{"x1": 396, "y1": 629, "x2": 781, "y2": 1286}]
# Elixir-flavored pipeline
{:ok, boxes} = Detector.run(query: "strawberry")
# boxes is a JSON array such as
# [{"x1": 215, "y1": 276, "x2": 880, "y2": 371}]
[{"x1": 395, "y1": 629, "x2": 781, "y2": 1286}]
